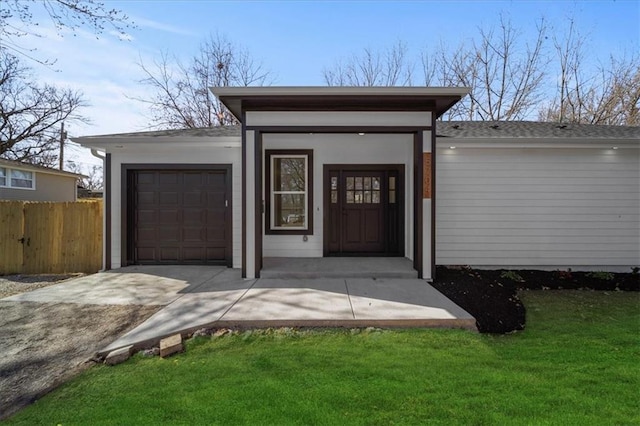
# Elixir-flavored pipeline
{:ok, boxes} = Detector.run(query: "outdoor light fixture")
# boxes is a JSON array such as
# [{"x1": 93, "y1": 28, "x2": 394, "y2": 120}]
[
  {"x1": 358, "y1": 132, "x2": 365, "y2": 136},
  {"x1": 449, "y1": 146, "x2": 456, "y2": 150},
  {"x1": 612, "y1": 146, "x2": 619, "y2": 150}
]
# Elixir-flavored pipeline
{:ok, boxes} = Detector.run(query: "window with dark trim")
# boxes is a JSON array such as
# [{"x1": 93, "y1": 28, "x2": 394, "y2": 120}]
[{"x1": 265, "y1": 149, "x2": 313, "y2": 235}]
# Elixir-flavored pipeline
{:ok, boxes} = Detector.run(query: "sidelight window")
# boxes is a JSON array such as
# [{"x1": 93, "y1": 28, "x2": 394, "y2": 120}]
[{"x1": 266, "y1": 150, "x2": 313, "y2": 234}]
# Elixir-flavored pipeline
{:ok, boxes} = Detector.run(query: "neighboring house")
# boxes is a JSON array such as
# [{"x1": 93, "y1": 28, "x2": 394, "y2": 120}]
[
  {"x1": 73, "y1": 87, "x2": 640, "y2": 278},
  {"x1": 0, "y1": 159, "x2": 83, "y2": 202}
]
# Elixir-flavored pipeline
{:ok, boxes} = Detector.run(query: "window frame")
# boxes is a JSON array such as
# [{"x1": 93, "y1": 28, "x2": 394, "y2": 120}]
[
  {"x1": 265, "y1": 149, "x2": 313, "y2": 235},
  {"x1": 0, "y1": 167, "x2": 36, "y2": 190}
]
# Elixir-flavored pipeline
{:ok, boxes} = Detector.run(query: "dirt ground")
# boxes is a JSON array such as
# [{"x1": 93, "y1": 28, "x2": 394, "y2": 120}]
[
  {"x1": 0, "y1": 276, "x2": 161, "y2": 420},
  {"x1": 432, "y1": 266, "x2": 639, "y2": 334}
]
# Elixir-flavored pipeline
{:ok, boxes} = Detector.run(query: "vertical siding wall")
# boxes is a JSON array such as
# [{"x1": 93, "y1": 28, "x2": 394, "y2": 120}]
[
  {"x1": 435, "y1": 146, "x2": 640, "y2": 270},
  {"x1": 108, "y1": 143, "x2": 242, "y2": 269}
]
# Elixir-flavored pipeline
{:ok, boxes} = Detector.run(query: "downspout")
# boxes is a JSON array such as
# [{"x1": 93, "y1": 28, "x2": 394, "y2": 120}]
[
  {"x1": 90, "y1": 149, "x2": 104, "y2": 161},
  {"x1": 90, "y1": 149, "x2": 107, "y2": 271}
]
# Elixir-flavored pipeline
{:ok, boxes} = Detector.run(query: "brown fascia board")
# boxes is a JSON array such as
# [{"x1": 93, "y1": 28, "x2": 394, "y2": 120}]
[{"x1": 210, "y1": 86, "x2": 470, "y2": 122}]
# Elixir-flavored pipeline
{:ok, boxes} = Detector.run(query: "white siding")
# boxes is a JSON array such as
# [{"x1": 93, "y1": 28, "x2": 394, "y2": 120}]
[
  {"x1": 436, "y1": 146, "x2": 640, "y2": 270},
  {"x1": 262, "y1": 133, "x2": 414, "y2": 258},
  {"x1": 246, "y1": 111, "x2": 431, "y2": 127},
  {"x1": 108, "y1": 142, "x2": 242, "y2": 269}
]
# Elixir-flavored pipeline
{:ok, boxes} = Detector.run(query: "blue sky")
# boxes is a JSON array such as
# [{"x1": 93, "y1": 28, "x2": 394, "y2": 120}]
[{"x1": 13, "y1": 0, "x2": 640, "y2": 166}]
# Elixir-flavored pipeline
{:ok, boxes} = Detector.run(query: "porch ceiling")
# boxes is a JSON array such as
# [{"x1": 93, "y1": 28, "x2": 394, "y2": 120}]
[{"x1": 210, "y1": 86, "x2": 470, "y2": 122}]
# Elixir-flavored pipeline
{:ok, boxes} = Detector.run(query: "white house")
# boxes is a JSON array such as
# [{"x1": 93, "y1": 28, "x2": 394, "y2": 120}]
[{"x1": 74, "y1": 87, "x2": 640, "y2": 278}]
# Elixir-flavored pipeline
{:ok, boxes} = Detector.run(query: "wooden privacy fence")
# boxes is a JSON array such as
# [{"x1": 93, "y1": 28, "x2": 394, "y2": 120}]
[{"x1": 0, "y1": 200, "x2": 102, "y2": 275}]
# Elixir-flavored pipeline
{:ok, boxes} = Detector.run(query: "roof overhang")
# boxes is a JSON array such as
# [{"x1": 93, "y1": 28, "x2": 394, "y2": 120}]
[
  {"x1": 210, "y1": 86, "x2": 470, "y2": 121},
  {"x1": 72, "y1": 136, "x2": 241, "y2": 151}
]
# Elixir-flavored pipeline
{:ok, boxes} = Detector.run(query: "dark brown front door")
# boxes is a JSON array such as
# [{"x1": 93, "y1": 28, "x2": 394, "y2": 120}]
[
  {"x1": 325, "y1": 165, "x2": 403, "y2": 256},
  {"x1": 128, "y1": 167, "x2": 231, "y2": 265}
]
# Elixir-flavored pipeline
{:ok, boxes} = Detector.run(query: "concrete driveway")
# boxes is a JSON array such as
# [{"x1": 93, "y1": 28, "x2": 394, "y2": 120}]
[
  {"x1": 1, "y1": 265, "x2": 474, "y2": 418},
  {"x1": 5, "y1": 265, "x2": 475, "y2": 355}
]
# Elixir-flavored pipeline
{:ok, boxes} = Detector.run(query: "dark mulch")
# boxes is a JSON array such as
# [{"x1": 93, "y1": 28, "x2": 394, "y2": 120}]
[{"x1": 432, "y1": 266, "x2": 639, "y2": 334}]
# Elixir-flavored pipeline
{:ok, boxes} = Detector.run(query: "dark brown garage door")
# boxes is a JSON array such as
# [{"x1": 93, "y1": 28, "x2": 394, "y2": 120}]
[{"x1": 127, "y1": 167, "x2": 231, "y2": 265}]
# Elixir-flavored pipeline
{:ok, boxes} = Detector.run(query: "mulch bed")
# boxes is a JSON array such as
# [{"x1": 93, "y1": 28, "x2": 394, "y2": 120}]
[{"x1": 431, "y1": 266, "x2": 639, "y2": 334}]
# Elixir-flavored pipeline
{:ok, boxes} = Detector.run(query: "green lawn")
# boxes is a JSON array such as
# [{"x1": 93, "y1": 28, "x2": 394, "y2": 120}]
[{"x1": 7, "y1": 290, "x2": 639, "y2": 425}]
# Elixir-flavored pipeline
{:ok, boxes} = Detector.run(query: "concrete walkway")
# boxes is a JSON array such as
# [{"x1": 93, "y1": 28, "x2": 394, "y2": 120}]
[{"x1": 4, "y1": 265, "x2": 476, "y2": 355}]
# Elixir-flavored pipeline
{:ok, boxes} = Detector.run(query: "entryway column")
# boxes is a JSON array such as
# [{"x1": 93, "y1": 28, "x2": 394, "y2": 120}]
[
  {"x1": 422, "y1": 130, "x2": 433, "y2": 281},
  {"x1": 244, "y1": 129, "x2": 256, "y2": 278}
]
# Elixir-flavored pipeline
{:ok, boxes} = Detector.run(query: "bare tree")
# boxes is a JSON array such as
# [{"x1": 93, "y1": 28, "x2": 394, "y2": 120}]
[
  {"x1": 66, "y1": 160, "x2": 102, "y2": 190},
  {"x1": 539, "y1": 21, "x2": 640, "y2": 126},
  {"x1": 134, "y1": 34, "x2": 272, "y2": 129},
  {"x1": 324, "y1": 41, "x2": 413, "y2": 86},
  {"x1": 1, "y1": 0, "x2": 133, "y2": 64},
  {"x1": 0, "y1": 52, "x2": 87, "y2": 166},
  {"x1": 422, "y1": 15, "x2": 549, "y2": 121}
]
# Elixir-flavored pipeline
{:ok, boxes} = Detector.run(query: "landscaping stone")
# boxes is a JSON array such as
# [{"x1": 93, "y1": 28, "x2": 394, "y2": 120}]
[
  {"x1": 160, "y1": 334, "x2": 183, "y2": 358},
  {"x1": 192, "y1": 328, "x2": 210, "y2": 338},
  {"x1": 104, "y1": 345, "x2": 133, "y2": 365},
  {"x1": 140, "y1": 347, "x2": 160, "y2": 357},
  {"x1": 213, "y1": 328, "x2": 231, "y2": 338}
]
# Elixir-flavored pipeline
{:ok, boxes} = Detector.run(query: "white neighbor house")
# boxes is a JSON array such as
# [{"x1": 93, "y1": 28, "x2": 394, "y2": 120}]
[{"x1": 74, "y1": 87, "x2": 640, "y2": 279}]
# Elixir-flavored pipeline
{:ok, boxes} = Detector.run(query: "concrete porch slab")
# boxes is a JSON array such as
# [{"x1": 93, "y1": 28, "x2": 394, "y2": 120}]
[
  {"x1": 221, "y1": 279, "x2": 354, "y2": 321},
  {"x1": 347, "y1": 278, "x2": 473, "y2": 321},
  {"x1": 261, "y1": 257, "x2": 418, "y2": 279}
]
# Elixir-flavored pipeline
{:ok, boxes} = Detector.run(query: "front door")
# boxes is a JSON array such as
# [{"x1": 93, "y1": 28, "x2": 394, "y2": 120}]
[{"x1": 325, "y1": 165, "x2": 403, "y2": 256}]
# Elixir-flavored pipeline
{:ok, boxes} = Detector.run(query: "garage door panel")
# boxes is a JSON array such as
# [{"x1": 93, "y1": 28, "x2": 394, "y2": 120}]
[
  {"x1": 160, "y1": 247, "x2": 179, "y2": 261},
  {"x1": 159, "y1": 209, "x2": 179, "y2": 223},
  {"x1": 131, "y1": 168, "x2": 230, "y2": 265},
  {"x1": 207, "y1": 248, "x2": 226, "y2": 259},
  {"x1": 183, "y1": 247, "x2": 207, "y2": 261},
  {"x1": 183, "y1": 172, "x2": 205, "y2": 186},
  {"x1": 207, "y1": 173, "x2": 226, "y2": 186},
  {"x1": 137, "y1": 191, "x2": 155, "y2": 204},
  {"x1": 159, "y1": 227, "x2": 180, "y2": 241},
  {"x1": 137, "y1": 209, "x2": 156, "y2": 223},
  {"x1": 136, "y1": 172, "x2": 156, "y2": 184},
  {"x1": 183, "y1": 208, "x2": 205, "y2": 223},
  {"x1": 207, "y1": 192, "x2": 225, "y2": 206},
  {"x1": 184, "y1": 192, "x2": 204, "y2": 206},
  {"x1": 136, "y1": 247, "x2": 156, "y2": 262},
  {"x1": 158, "y1": 172, "x2": 179, "y2": 184},
  {"x1": 183, "y1": 227, "x2": 205, "y2": 241},
  {"x1": 159, "y1": 191, "x2": 179, "y2": 205},
  {"x1": 136, "y1": 227, "x2": 157, "y2": 241},
  {"x1": 207, "y1": 227, "x2": 226, "y2": 241},
  {"x1": 207, "y1": 209, "x2": 225, "y2": 223}
]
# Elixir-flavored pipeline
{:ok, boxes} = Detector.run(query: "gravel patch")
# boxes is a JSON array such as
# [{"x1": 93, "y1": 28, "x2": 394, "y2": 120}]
[{"x1": 0, "y1": 274, "x2": 162, "y2": 420}]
